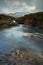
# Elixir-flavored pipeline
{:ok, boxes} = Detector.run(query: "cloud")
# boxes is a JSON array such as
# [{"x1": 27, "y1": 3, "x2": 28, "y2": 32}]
[
  {"x1": 1, "y1": 8, "x2": 11, "y2": 13},
  {"x1": 0, "y1": 0, "x2": 43, "y2": 13},
  {"x1": 25, "y1": 6, "x2": 36, "y2": 11},
  {"x1": 34, "y1": 0, "x2": 43, "y2": 11},
  {"x1": 22, "y1": 3, "x2": 36, "y2": 12}
]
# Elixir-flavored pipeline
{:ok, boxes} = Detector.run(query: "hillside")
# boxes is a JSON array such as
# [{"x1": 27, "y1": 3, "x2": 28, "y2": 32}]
[
  {"x1": 16, "y1": 12, "x2": 43, "y2": 29},
  {"x1": 23, "y1": 12, "x2": 43, "y2": 28},
  {"x1": 0, "y1": 14, "x2": 18, "y2": 29},
  {"x1": 0, "y1": 12, "x2": 43, "y2": 29}
]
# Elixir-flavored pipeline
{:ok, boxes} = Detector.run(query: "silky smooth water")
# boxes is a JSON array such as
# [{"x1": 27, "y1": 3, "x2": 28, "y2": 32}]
[{"x1": 0, "y1": 25, "x2": 43, "y2": 52}]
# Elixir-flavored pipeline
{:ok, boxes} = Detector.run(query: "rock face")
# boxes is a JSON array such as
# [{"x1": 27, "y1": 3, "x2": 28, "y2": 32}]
[
  {"x1": 23, "y1": 12, "x2": 43, "y2": 29},
  {"x1": 24, "y1": 19, "x2": 32, "y2": 25},
  {"x1": 0, "y1": 14, "x2": 18, "y2": 29}
]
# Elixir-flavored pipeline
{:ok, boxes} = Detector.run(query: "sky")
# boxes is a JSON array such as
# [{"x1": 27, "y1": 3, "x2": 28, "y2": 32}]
[{"x1": 0, "y1": 0, "x2": 43, "y2": 13}]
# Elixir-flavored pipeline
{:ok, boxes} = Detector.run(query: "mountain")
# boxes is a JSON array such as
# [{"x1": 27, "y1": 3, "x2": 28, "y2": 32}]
[{"x1": 9, "y1": 11, "x2": 30, "y2": 18}]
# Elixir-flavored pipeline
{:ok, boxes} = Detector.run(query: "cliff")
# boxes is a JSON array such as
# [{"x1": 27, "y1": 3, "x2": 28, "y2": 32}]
[{"x1": 23, "y1": 12, "x2": 43, "y2": 29}]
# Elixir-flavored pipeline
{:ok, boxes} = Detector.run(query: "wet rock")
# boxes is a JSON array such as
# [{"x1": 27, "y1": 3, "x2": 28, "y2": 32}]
[
  {"x1": 0, "y1": 49, "x2": 43, "y2": 65},
  {"x1": 12, "y1": 49, "x2": 24, "y2": 58},
  {"x1": 2, "y1": 51, "x2": 11, "y2": 57},
  {"x1": 7, "y1": 62, "x2": 13, "y2": 65}
]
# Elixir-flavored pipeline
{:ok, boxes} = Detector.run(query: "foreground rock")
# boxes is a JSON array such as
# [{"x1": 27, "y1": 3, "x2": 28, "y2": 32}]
[{"x1": 0, "y1": 48, "x2": 43, "y2": 65}]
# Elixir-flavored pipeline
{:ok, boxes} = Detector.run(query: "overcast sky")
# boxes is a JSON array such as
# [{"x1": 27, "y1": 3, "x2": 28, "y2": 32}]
[{"x1": 0, "y1": 0, "x2": 43, "y2": 13}]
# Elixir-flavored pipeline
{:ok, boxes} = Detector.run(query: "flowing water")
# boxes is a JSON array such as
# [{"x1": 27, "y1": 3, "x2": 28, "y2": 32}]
[{"x1": 0, "y1": 25, "x2": 43, "y2": 52}]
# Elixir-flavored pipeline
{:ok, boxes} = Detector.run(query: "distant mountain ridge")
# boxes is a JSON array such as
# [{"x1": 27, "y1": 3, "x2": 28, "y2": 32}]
[{"x1": 9, "y1": 11, "x2": 30, "y2": 18}]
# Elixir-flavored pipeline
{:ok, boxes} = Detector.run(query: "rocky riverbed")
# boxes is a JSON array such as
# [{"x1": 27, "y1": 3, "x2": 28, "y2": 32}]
[{"x1": 0, "y1": 48, "x2": 43, "y2": 65}]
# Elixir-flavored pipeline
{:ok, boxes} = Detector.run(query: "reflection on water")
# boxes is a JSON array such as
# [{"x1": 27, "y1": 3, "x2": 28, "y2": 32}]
[{"x1": 0, "y1": 25, "x2": 43, "y2": 52}]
